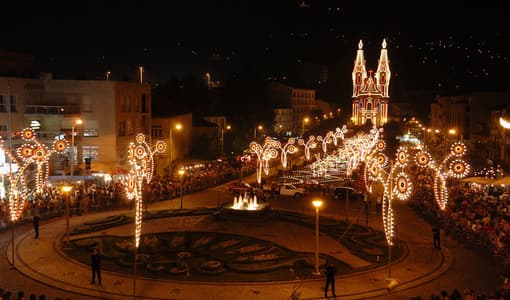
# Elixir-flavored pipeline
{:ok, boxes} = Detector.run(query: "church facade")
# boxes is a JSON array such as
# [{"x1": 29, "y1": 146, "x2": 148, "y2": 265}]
[{"x1": 351, "y1": 39, "x2": 390, "y2": 127}]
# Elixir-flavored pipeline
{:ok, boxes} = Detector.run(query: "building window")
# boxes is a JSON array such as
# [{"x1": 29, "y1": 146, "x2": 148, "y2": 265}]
[
  {"x1": 120, "y1": 96, "x2": 126, "y2": 113},
  {"x1": 84, "y1": 128, "x2": 98, "y2": 137},
  {"x1": 82, "y1": 96, "x2": 92, "y2": 112},
  {"x1": 126, "y1": 120, "x2": 134, "y2": 135},
  {"x1": 141, "y1": 94, "x2": 148, "y2": 113},
  {"x1": 9, "y1": 96, "x2": 17, "y2": 112},
  {"x1": 0, "y1": 96, "x2": 6, "y2": 112},
  {"x1": 82, "y1": 145, "x2": 99, "y2": 162},
  {"x1": 0, "y1": 124, "x2": 7, "y2": 135},
  {"x1": 119, "y1": 121, "x2": 126, "y2": 136},
  {"x1": 151, "y1": 125, "x2": 162, "y2": 138}
]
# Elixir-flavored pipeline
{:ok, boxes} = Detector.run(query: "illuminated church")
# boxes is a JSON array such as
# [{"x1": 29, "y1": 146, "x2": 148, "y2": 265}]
[{"x1": 351, "y1": 39, "x2": 390, "y2": 127}]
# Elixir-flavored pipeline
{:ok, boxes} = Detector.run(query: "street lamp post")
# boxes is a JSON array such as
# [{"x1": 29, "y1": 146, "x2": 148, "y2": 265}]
[
  {"x1": 61, "y1": 185, "x2": 73, "y2": 245},
  {"x1": 70, "y1": 119, "x2": 82, "y2": 177},
  {"x1": 169, "y1": 123, "x2": 183, "y2": 172},
  {"x1": 220, "y1": 125, "x2": 231, "y2": 156},
  {"x1": 312, "y1": 199, "x2": 323, "y2": 276},
  {"x1": 253, "y1": 125, "x2": 263, "y2": 139},
  {"x1": 179, "y1": 168, "x2": 185, "y2": 209},
  {"x1": 302, "y1": 117, "x2": 309, "y2": 137}
]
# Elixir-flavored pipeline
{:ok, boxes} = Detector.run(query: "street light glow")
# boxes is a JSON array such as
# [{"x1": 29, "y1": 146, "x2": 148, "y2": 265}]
[
  {"x1": 175, "y1": 123, "x2": 183, "y2": 130},
  {"x1": 61, "y1": 185, "x2": 72, "y2": 193},
  {"x1": 448, "y1": 128, "x2": 456, "y2": 135},
  {"x1": 500, "y1": 117, "x2": 510, "y2": 129},
  {"x1": 312, "y1": 199, "x2": 323, "y2": 208}
]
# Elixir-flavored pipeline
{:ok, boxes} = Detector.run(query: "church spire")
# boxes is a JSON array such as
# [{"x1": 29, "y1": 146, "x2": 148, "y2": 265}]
[
  {"x1": 352, "y1": 40, "x2": 367, "y2": 97},
  {"x1": 375, "y1": 38, "x2": 391, "y2": 98}
]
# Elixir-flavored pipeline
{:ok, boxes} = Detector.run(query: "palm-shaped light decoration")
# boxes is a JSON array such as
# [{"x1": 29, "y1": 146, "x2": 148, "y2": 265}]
[
  {"x1": 1, "y1": 141, "x2": 27, "y2": 222},
  {"x1": 414, "y1": 141, "x2": 470, "y2": 210},
  {"x1": 332, "y1": 125, "x2": 347, "y2": 146},
  {"x1": 316, "y1": 131, "x2": 334, "y2": 154},
  {"x1": 16, "y1": 128, "x2": 69, "y2": 194},
  {"x1": 249, "y1": 137, "x2": 280, "y2": 184},
  {"x1": 298, "y1": 135, "x2": 317, "y2": 160},
  {"x1": 279, "y1": 137, "x2": 298, "y2": 169},
  {"x1": 125, "y1": 133, "x2": 166, "y2": 248},
  {"x1": 367, "y1": 146, "x2": 413, "y2": 246}
]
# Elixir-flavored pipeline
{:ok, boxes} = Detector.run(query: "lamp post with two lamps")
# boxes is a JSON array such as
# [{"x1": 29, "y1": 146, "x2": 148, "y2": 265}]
[
  {"x1": 70, "y1": 119, "x2": 83, "y2": 177},
  {"x1": 312, "y1": 199, "x2": 323, "y2": 276}
]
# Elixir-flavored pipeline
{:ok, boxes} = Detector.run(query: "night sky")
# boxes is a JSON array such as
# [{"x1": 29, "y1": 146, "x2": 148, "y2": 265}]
[{"x1": 2, "y1": 1, "x2": 508, "y2": 99}]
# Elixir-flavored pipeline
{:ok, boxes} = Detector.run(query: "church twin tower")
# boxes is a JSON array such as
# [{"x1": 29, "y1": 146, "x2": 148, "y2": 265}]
[{"x1": 351, "y1": 39, "x2": 390, "y2": 127}]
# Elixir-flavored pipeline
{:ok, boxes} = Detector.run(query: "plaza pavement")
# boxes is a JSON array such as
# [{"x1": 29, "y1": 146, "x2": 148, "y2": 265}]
[{"x1": 1, "y1": 177, "x2": 507, "y2": 299}]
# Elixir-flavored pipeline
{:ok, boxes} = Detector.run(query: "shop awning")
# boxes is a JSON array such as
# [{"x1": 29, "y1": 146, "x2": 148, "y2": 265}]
[
  {"x1": 461, "y1": 176, "x2": 496, "y2": 185},
  {"x1": 492, "y1": 176, "x2": 510, "y2": 186}
]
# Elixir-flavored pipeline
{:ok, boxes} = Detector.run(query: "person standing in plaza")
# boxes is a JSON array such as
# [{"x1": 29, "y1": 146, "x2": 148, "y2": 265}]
[
  {"x1": 325, "y1": 262, "x2": 337, "y2": 298},
  {"x1": 90, "y1": 247, "x2": 102, "y2": 285},
  {"x1": 32, "y1": 201, "x2": 40, "y2": 239},
  {"x1": 432, "y1": 225, "x2": 441, "y2": 249}
]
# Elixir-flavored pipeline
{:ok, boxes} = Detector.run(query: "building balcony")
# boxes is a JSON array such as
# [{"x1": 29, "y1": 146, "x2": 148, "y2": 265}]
[{"x1": 24, "y1": 105, "x2": 80, "y2": 115}]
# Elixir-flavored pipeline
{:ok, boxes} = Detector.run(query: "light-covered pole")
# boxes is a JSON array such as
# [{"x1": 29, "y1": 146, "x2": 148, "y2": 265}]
[{"x1": 70, "y1": 119, "x2": 82, "y2": 177}]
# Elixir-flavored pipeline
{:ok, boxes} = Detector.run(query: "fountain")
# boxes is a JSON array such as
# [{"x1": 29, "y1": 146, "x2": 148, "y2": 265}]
[{"x1": 219, "y1": 192, "x2": 272, "y2": 221}]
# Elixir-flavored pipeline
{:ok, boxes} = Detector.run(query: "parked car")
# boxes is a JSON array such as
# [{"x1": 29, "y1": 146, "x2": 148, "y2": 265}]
[
  {"x1": 229, "y1": 181, "x2": 253, "y2": 194},
  {"x1": 332, "y1": 186, "x2": 361, "y2": 200},
  {"x1": 279, "y1": 184, "x2": 307, "y2": 198}
]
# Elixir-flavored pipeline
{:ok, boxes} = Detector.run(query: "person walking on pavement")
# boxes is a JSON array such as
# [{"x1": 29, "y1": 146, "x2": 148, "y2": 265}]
[
  {"x1": 90, "y1": 247, "x2": 102, "y2": 285},
  {"x1": 432, "y1": 225, "x2": 441, "y2": 249},
  {"x1": 32, "y1": 201, "x2": 40, "y2": 239},
  {"x1": 325, "y1": 261, "x2": 337, "y2": 298}
]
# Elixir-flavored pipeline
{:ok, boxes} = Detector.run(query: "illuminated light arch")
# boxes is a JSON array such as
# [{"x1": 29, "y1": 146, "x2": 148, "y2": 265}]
[{"x1": 125, "y1": 133, "x2": 166, "y2": 248}]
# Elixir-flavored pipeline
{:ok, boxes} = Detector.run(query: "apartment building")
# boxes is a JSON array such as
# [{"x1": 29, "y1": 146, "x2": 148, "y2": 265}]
[{"x1": 0, "y1": 76, "x2": 151, "y2": 175}]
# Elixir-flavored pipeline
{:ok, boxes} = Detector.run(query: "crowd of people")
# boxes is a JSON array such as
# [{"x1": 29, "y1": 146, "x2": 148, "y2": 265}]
[
  {"x1": 410, "y1": 164, "x2": 510, "y2": 267},
  {"x1": 0, "y1": 289, "x2": 72, "y2": 300},
  {"x1": 0, "y1": 158, "x2": 257, "y2": 230}
]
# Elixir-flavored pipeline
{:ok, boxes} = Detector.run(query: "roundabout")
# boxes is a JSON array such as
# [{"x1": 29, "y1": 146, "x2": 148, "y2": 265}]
[
  {"x1": 6, "y1": 199, "x2": 451, "y2": 300},
  {"x1": 63, "y1": 208, "x2": 401, "y2": 282}
]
